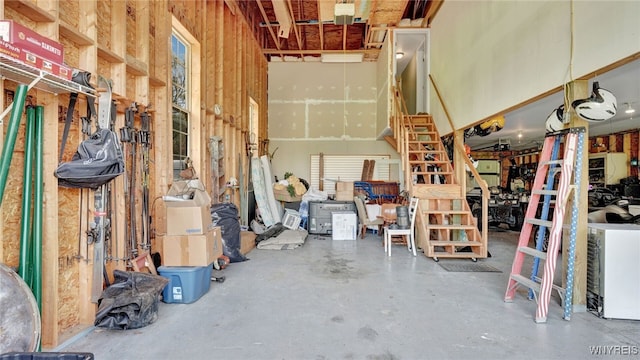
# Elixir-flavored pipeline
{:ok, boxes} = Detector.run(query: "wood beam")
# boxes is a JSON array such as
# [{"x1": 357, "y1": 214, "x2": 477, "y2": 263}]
[
  {"x1": 256, "y1": 0, "x2": 282, "y2": 60},
  {"x1": 285, "y1": 0, "x2": 304, "y2": 58},
  {"x1": 75, "y1": 0, "x2": 98, "y2": 331},
  {"x1": 262, "y1": 48, "x2": 378, "y2": 55},
  {"x1": 34, "y1": 0, "x2": 60, "y2": 348},
  {"x1": 317, "y1": 0, "x2": 324, "y2": 50},
  {"x1": 563, "y1": 79, "x2": 589, "y2": 313},
  {"x1": 342, "y1": 24, "x2": 347, "y2": 50}
]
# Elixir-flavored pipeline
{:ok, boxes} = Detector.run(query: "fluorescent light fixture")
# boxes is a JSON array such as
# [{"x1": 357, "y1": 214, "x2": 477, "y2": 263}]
[
  {"x1": 321, "y1": 53, "x2": 364, "y2": 63},
  {"x1": 396, "y1": 52, "x2": 404, "y2": 59}
]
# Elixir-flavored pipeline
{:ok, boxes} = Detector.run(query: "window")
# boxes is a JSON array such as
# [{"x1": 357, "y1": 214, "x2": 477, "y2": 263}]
[{"x1": 172, "y1": 33, "x2": 190, "y2": 179}]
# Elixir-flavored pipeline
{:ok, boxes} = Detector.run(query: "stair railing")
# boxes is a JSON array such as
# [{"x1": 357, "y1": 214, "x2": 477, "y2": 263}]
[{"x1": 428, "y1": 74, "x2": 489, "y2": 242}]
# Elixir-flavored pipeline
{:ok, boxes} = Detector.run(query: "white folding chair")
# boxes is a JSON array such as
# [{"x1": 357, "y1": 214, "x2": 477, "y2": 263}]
[{"x1": 384, "y1": 197, "x2": 419, "y2": 256}]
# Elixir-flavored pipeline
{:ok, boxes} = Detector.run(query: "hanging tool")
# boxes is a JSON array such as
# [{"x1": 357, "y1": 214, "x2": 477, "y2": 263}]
[
  {"x1": 90, "y1": 75, "x2": 113, "y2": 303},
  {"x1": 504, "y1": 127, "x2": 585, "y2": 323},
  {"x1": 121, "y1": 102, "x2": 139, "y2": 263},
  {"x1": 139, "y1": 108, "x2": 152, "y2": 251}
]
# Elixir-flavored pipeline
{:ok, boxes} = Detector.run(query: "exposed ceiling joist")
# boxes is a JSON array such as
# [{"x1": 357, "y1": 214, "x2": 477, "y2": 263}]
[{"x1": 241, "y1": 0, "x2": 436, "y2": 61}]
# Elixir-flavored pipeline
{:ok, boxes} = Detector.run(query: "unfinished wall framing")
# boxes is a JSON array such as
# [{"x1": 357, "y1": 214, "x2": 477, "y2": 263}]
[{"x1": 0, "y1": 0, "x2": 267, "y2": 348}]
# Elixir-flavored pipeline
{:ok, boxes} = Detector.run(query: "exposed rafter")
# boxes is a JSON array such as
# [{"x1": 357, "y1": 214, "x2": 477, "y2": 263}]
[{"x1": 239, "y1": 0, "x2": 435, "y2": 61}]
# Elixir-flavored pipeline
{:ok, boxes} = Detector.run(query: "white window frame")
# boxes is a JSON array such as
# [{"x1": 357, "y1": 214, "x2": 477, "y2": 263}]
[{"x1": 171, "y1": 17, "x2": 201, "y2": 180}]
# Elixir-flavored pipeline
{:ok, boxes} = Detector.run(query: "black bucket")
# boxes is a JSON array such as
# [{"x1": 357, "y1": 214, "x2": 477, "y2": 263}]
[{"x1": 396, "y1": 205, "x2": 409, "y2": 229}]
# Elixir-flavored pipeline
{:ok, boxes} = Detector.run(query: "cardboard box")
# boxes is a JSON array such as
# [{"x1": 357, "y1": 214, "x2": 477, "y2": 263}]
[
  {"x1": 331, "y1": 211, "x2": 357, "y2": 240},
  {"x1": 0, "y1": 20, "x2": 64, "y2": 64},
  {"x1": 335, "y1": 181, "x2": 354, "y2": 201},
  {"x1": 240, "y1": 231, "x2": 256, "y2": 255},
  {"x1": 164, "y1": 179, "x2": 212, "y2": 235},
  {"x1": 159, "y1": 226, "x2": 222, "y2": 267},
  {"x1": 0, "y1": 40, "x2": 72, "y2": 80},
  {"x1": 336, "y1": 181, "x2": 354, "y2": 192}
]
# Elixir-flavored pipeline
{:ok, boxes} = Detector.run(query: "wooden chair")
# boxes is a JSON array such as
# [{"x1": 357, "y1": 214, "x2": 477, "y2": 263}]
[
  {"x1": 384, "y1": 197, "x2": 419, "y2": 256},
  {"x1": 354, "y1": 196, "x2": 384, "y2": 239}
]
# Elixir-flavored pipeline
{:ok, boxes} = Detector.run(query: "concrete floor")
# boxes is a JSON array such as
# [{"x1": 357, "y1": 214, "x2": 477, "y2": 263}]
[{"x1": 58, "y1": 229, "x2": 639, "y2": 360}]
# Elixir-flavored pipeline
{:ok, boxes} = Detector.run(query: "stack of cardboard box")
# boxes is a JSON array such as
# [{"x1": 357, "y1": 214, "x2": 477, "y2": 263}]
[
  {"x1": 159, "y1": 180, "x2": 222, "y2": 267},
  {"x1": 157, "y1": 180, "x2": 223, "y2": 304}
]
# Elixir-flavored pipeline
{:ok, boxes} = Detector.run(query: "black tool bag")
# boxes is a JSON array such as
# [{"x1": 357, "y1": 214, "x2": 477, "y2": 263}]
[
  {"x1": 54, "y1": 71, "x2": 124, "y2": 189},
  {"x1": 55, "y1": 128, "x2": 125, "y2": 189}
]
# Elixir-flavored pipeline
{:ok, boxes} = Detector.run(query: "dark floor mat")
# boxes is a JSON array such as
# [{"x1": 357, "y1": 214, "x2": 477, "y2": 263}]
[{"x1": 438, "y1": 262, "x2": 502, "y2": 272}]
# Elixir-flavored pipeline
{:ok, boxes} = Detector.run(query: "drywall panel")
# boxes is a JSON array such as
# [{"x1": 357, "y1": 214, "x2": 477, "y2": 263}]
[
  {"x1": 307, "y1": 103, "x2": 345, "y2": 138},
  {"x1": 268, "y1": 139, "x2": 400, "y2": 186},
  {"x1": 307, "y1": 103, "x2": 347, "y2": 138},
  {"x1": 269, "y1": 61, "x2": 377, "y2": 140},
  {"x1": 268, "y1": 102, "x2": 306, "y2": 138},
  {"x1": 429, "y1": 1, "x2": 640, "y2": 133},
  {"x1": 344, "y1": 102, "x2": 378, "y2": 138}
]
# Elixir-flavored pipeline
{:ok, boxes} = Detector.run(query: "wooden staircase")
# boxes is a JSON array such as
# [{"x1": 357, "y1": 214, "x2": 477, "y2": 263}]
[{"x1": 391, "y1": 84, "x2": 489, "y2": 261}]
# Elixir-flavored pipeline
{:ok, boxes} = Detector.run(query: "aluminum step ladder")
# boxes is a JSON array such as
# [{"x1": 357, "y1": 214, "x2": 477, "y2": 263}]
[{"x1": 504, "y1": 127, "x2": 585, "y2": 323}]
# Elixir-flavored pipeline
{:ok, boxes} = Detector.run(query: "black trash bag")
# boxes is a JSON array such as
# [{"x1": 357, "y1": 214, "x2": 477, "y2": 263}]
[
  {"x1": 94, "y1": 270, "x2": 168, "y2": 330},
  {"x1": 55, "y1": 128, "x2": 125, "y2": 190},
  {"x1": 210, "y1": 203, "x2": 247, "y2": 263}
]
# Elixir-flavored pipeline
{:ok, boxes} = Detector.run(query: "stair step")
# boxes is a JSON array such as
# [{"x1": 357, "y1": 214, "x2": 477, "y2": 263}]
[
  {"x1": 413, "y1": 170, "x2": 453, "y2": 174},
  {"x1": 428, "y1": 224, "x2": 477, "y2": 230},
  {"x1": 429, "y1": 240, "x2": 482, "y2": 247},
  {"x1": 409, "y1": 139, "x2": 440, "y2": 144},
  {"x1": 409, "y1": 149, "x2": 446, "y2": 153},
  {"x1": 409, "y1": 160, "x2": 451, "y2": 165},
  {"x1": 413, "y1": 184, "x2": 463, "y2": 199},
  {"x1": 518, "y1": 246, "x2": 547, "y2": 260},
  {"x1": 412, "y1": 131, "x2": 438, "y2": 136},
  {"x1": 425, "y1": 210, "x2": 470, "y2": 215},
  {"x1": 409, "y1": 160, "x2": 450, "y2": 166},
  {"x1": 510, "y1": 274, "x2": 541, "y2": 292}
]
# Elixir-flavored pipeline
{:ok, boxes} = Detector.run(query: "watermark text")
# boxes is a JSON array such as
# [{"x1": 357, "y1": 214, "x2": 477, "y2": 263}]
[{"x1": 589, "y1": 345, "x2": 639, "y2": 356}]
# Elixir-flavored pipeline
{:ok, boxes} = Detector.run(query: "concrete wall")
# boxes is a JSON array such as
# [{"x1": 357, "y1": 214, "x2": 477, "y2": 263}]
[{"x1": 429, "y1": 0, "x2": 640, "y2": 134}]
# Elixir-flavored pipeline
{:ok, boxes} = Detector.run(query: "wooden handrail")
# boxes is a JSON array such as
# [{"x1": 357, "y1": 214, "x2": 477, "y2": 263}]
[{"x1": 429, "y1": 74, "x2": 489, "y2": 240}]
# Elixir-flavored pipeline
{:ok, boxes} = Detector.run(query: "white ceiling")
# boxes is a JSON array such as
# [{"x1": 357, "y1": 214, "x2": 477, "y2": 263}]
[{"x1": 463, "y1": 59, "x2": 640, "y2": 151}]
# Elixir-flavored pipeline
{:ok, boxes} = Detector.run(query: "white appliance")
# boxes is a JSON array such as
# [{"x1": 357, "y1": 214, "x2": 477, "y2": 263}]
[{"x1": 587, "y1": 223, "x2": 640, "y2": 320}]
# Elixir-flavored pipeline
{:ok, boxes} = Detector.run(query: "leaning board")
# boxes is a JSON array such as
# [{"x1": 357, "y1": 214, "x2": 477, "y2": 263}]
[
  {"x1": 260, "y1": 155, "x2": 282, "y2": 223},
  {"x1": 251, "y1": 157, "x2": 275, "y2": 227}
]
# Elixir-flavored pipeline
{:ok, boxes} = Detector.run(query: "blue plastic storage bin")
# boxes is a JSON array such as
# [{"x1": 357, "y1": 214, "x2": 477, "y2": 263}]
[{"x1": 157, "y1": 264, "x2": 212, "y2": 304}]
